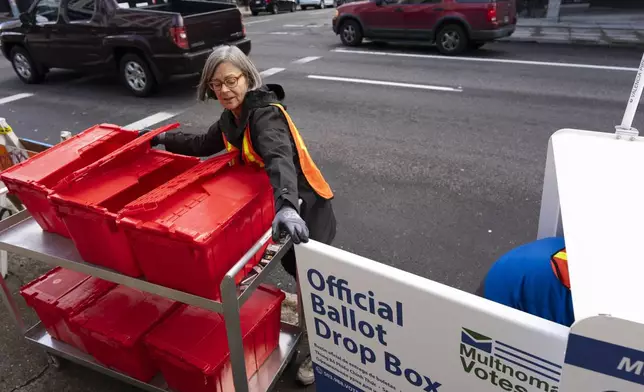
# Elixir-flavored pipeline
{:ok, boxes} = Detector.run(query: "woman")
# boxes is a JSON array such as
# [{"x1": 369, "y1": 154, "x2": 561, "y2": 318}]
[{"x1": 147, "y1": 44, "x2": 336, "y2": 386}]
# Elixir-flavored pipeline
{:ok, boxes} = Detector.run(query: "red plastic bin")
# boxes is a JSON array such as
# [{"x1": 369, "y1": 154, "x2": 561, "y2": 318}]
[
  {"x1": 0, "y1": 125, "x2": 139, "y2": 237},
  {"x1": 20, "y1": 267, "x2": 116, "y2": 352},
  {"x1": 69, "y1": 285, "x2": 178, "y2": 382},
  {"x1": 145, "y1": 284, "x2": 285, "y2": 392},
  {"x1": 49, "y1": 125, "x2": 200, "y2": 277},
  {"x1": 118, "y1": 152, "x2": 274, "y2": 299}
]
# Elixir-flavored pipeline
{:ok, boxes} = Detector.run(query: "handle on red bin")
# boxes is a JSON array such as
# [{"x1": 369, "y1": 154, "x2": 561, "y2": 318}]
[
  {"x1": 54, "y1": 123, "x2": 180, "y2": 189},
  {"x1": 119, "y1": 151, "x2": 237, "y2": 216}
]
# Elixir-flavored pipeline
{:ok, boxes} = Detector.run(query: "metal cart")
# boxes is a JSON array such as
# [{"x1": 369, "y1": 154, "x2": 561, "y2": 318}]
[{"x1": 0, "y1": 208, "x2": 304, "y2": 392}]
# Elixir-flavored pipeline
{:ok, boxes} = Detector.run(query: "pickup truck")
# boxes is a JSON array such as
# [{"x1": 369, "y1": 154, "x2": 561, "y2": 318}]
[{"x1": 0, "y1": 0, "x2": 250, "y2": 96}]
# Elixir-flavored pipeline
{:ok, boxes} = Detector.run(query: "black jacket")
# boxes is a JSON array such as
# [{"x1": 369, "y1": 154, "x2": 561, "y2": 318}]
[{"x1": 163, "y1": 85, "x2": 336, "y2": 250}]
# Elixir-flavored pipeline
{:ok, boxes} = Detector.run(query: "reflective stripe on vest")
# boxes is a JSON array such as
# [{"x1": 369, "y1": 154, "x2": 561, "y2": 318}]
[
  {"x1": 550, "y1": 249, "x2": 570, "y2": 289},
  {"x1": 221, "y1": 103, "x2": 334, "y2": 199}
]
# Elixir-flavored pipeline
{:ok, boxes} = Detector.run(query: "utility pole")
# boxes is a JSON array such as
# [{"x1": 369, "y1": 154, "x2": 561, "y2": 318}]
[{"x1": 546, "y1": 0, "x2": 561, "y2": 20}]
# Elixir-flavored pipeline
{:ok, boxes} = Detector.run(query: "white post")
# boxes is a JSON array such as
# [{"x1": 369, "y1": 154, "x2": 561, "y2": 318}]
[
  {"x1": 546, "y1": 0, "x2": 562, "y2": 20},
  {"x1": 615, "y1": 53, "x2": 644, "y2": 139},
  {"x1": 8, "y1": 0, "x2": 20, "y2": 18}
]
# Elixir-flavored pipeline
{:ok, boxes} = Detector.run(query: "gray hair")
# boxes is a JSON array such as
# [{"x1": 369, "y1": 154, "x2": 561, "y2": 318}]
[{"x1": 197, "y1": 45, "x2": 263, "y2": 101}]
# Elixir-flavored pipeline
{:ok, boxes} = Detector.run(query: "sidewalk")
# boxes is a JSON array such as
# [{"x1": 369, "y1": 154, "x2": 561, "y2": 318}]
[
  {"x1": 506, "y1": 5, "x2": 644, "y2": 47},
  {"x1": 239, "y1": 6, "x2": 252, "y2": 16}
]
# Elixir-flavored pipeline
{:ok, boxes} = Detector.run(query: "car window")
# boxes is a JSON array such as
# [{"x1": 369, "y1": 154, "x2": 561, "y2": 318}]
[
  {"x1": 33, "y1": 0, "x2": 61, "y2": 23},
  {"x1": 66, "y1": 0, "x2": 96, "y2": 22}
]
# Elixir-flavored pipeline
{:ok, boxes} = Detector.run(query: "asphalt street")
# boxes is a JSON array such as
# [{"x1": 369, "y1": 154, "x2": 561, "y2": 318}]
[{"x1": 1, "y1": 7, "x2": 644, "y2": 392}]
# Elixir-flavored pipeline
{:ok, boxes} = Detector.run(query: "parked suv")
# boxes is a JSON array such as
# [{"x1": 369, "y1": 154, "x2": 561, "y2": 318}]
[
  {"x1": 332, "y1": 0, "x2": 516, "y2": 55},
  {"x1": 250, "y1": 0, "x2": 297, "y2": 15}
]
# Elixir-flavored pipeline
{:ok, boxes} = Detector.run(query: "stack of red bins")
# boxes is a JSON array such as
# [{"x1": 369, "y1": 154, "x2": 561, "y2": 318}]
[
  {"x1": 48, "y1": 126, "x2": 200, "y2": 277},
  {"x1": 145, "y1": 284, "x2": 285, "y2": 392},
  {"x1": 69, "y1": 285, "x2": 179, "y2": 382},
  {"x1": 19, "y1": 267, "x2": 117, "y2": 352},
  {"x1": 118, "y1": 152, "x2": 275, "y2": 299},
  {"x1": 0, "y1": 124, "x2": 139, "y2": 237}
]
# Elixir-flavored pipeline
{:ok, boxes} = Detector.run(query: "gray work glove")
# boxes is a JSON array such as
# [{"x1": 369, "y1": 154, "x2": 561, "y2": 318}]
[
  {"x1": 138, "y1": 129, "x2": 165, "y2": 146},
  {"x1": 272, "y1": 206, "x2": 309, "y2": 244}
]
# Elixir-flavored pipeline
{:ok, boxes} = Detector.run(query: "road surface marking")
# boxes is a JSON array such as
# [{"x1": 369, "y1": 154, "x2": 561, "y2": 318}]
[
  {"x1": 284, "y1": 24, "x2": 305, "y2": 27},
  {"x1": 307, "y1": 75, "x2": 462, "y2": 92},
  {"x1": 124, "y1": 112, "x2": 180, "y2": 131},
  {"x1": 293, "y1": 56, "x2": 321, "y2": 64},
  {"x1": 269, "y1": 31, "x2": 303, "y2": 35},
  {"x1": 245, "y1": 18, "x2": 272, "y2": 25},
  {"x1": 332, "y1": 48, "x2": 639, "y2": 72},
  {"x1": 260, "y1": 68, "x2": 285, "y2": 77},
  {"x1": 0, "y1": 93, "x2": 34, "y2": 105}
]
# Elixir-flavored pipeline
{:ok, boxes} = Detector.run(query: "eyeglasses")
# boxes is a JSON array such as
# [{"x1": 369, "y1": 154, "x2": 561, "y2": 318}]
[{"x1": 209, "y1": 74, "x2": 244, "y2": 91}]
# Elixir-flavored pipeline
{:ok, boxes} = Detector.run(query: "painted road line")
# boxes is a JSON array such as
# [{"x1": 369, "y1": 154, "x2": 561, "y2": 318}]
[
  {"x1": 332, "y1": 48, "x2": 639, "y2": 72},
  {"x1": 293, "y1": 56, "x2": 321, "y2": 65},
  {"x1": 307, "y1": 75, "x2": 462, "y2": 92},
  {"x1": 269, "y1": 31, "x2": 304, "y2": 35},
  {"x1": 0, "y1": 93, "x2": 34, "y2": 105},
  {"x1": 284, "y1": 24, "x2": 305, "y2": 27},
  {"x1": 245, "y1": 18, "x2": 272, "y2": 25},
  {"x1": 124, "y1": 111, "x2": 180, "y2": 131},
  {"x1": 260, "y1": 68, "x2": 285, "y2": 77}
]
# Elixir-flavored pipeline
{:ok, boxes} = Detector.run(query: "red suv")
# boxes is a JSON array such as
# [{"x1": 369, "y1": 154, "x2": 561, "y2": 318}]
[{"x1": 332, "y1": 0, "x2": 516, "y2": 55}]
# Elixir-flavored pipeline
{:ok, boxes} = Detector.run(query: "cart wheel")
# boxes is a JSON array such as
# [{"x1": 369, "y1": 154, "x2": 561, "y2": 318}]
[
  {"x1": 47, "y1": 353, "x2": 67, "y2": 370},
  {"x1": 286, "y1": 349, "x2": 300, "y2": 370}
]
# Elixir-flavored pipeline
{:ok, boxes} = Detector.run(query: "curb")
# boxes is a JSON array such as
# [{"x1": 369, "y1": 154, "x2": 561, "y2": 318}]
[{"x1": 502, "y1": 36, "x2": 644, "y2": 48}]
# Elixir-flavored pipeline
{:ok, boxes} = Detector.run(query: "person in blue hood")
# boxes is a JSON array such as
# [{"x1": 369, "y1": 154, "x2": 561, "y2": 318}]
[{"x1": 476, "y1": 237, "x2": 575, "y2": 327}]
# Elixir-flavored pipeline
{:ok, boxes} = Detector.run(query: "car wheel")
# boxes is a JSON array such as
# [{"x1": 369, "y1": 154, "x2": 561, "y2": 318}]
[
  {"x1": 10, "y1": 47, "x2": 45, "y2": 84},
  {"x1": 120, "y1": 53, "x2": 157, "y2": 97},
  {"x1": 340, "y1": 20, "x2": 363, "y2": 46},
  {"x1": 251, "y1": 10, "x2": 259, "y2": 15},
  {"x1": 436, "y1": 24, "x2": 468, "y2": 55},
  {"x1": 271, "y1": 3, "x2": 278, "y2": 13}
]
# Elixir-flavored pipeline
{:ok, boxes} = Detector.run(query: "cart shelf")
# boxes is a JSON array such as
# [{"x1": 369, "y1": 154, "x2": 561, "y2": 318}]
[
  {"x1": 0, "y1": 209, "x2": 304, "y2": 392},
  {"x1": 25, "y1": 322, "x2": 301, "y2": 392}
]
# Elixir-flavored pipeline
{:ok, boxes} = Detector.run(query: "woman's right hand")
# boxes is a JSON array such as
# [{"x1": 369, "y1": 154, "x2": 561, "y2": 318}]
[{"x1": 272, "y1": 206, "x2": 309, "y2": 244}]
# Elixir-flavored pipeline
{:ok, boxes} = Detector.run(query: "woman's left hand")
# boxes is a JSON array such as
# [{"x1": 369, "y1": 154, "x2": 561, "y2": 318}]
[{"x1": 272, "y1": 206, "x2": 309, "y2": 244}]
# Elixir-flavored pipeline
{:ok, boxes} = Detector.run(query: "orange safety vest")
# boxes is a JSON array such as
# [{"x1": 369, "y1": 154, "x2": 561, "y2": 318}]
[
  {"x1": 550, "y1": 248, "x2": 570, "y2": 289},
  {"x1": 221, "y1": 103, "x2": 334, "y2": 200}
]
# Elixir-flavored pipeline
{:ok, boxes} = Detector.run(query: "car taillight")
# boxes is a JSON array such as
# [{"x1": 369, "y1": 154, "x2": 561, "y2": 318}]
[
  {"x1": 170, "y1": 26, "x2": 189, "y2": 49},
  {"x1": 487, "y1": 4, "x2": 497, "y2": 23}
]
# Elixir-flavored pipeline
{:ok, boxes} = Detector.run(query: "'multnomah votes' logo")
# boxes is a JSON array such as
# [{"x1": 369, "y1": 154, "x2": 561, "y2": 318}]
[{"x1": 460, "y1": 328, "x2": 562, "y2": 392}]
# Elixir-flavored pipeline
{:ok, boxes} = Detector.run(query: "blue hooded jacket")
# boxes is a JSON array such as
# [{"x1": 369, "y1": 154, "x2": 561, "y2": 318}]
[{"x1": 482, "y1": 237, "x2": 575, "y2": 327}]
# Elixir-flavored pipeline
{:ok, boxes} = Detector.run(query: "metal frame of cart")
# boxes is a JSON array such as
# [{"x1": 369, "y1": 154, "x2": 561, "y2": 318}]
[{"x1": 0, "y1": 209, "x2": 304, "y2": 392}]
